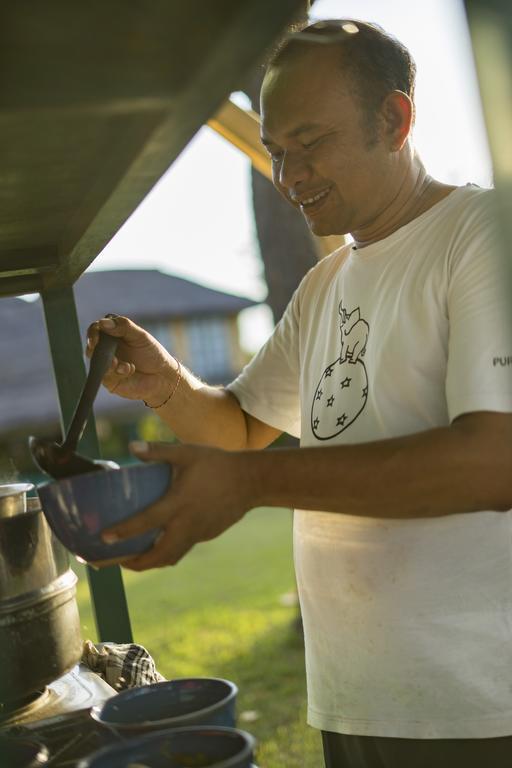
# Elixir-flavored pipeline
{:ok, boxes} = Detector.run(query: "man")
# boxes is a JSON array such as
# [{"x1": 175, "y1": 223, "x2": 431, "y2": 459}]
[{"x1": 87, "y1": 20, "x2": 512, "y2": 768}]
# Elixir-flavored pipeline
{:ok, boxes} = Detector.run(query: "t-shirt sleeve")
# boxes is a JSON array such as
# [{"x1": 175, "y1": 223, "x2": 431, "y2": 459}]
[
  {"x1": 227, "y1": 286, "x2": 301, "y2": 438},
  {"x1": 446, "y1": 191, "x2": 512, "y2": 421}
]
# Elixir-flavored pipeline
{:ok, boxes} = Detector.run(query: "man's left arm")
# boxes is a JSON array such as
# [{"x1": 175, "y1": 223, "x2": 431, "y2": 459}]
[
  {"x1": 246, "y1": 410, "x2": 512, "y2": 518},
  {"x1": 96, "y1": 410, "x2": 512, "y2": 570}
]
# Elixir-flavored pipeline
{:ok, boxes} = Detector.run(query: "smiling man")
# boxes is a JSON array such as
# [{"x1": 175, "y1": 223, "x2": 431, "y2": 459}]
[{"x1": 87, "y1": 20, "x2": 512, "y2": 768}]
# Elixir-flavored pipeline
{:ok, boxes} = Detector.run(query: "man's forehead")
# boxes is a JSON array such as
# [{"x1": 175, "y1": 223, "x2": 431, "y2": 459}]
[
  {"x1": 261, "y1": 120, "x2": 327, "y2": 145},
  {"x1": 262, "y1": 46, "x2": 351, "y2": 105},
  {"x1": 261, "y1": 51, "x2": 352, "y2": 140},
  {"x1": 263, "y1": 44, "x2": 339, "y2": 90}
]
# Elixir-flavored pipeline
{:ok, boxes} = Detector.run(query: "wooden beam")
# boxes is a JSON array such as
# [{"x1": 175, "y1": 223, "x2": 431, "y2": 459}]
[
  {"x1": 208, "y1": 101, "x2": 272, "y2": 179},
  {"x1": 39, "y1": 0, "x2": 303, "y2": 291},
  {"x1": 0, "y1": 246, "x2": 57, "y2": 275},
  {"x1": 0, "y1": 274, "x2": 43, "y2": 297}
]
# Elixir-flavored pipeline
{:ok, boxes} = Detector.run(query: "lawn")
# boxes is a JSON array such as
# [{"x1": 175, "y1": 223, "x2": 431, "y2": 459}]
[{"x1": 73, "y1": 506, "x2": 324, "y2": 767}]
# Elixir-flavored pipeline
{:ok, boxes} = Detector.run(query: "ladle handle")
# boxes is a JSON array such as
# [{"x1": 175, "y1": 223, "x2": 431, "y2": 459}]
[{"x1": 63, "y1": 332, "x2": 119, "y2": 451}]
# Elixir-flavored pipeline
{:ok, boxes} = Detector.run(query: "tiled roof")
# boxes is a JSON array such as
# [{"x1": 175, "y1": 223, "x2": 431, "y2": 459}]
[
  {"x1": 0, "y1": 270, "x2": 258, "y2": 433},
  {"x1": 75, "y1": 269, "x2": 257, "y2": 323}
]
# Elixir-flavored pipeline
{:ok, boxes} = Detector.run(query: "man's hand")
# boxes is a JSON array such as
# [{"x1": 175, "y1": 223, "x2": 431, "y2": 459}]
[
  {"x1": 92, "y1": 442, "x2": 253, "y2": 571},
  {"x1": 86, "y1": 315, "x2": 283, "y2": 451},
  {"x1": 86, "y1": 316, "x2": 177, "y2": 407}
]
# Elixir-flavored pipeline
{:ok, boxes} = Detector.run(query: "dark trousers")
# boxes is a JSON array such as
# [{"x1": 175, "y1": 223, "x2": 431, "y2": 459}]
[{"x1": 322, "y1": 731, "x2": 512, "y2": 768}]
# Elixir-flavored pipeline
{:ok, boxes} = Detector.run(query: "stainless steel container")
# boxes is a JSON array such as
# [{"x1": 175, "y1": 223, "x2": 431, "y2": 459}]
[
  {"x1": 0, "y1": 484, "x2": 82, "y2": 703},
  {"x1": 0, "y1": 490, "x2": 70, "y2": 601}
]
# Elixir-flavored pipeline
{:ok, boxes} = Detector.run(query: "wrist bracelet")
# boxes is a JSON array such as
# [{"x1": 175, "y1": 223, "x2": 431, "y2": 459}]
[{"x1": 144, "y1": 358, "x2": 182, "y2": 409}]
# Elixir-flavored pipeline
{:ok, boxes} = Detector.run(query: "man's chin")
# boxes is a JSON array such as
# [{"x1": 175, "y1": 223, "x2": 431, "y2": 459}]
[{"x1": 304, "y1": 215, "x2": 347, "y2": 238}]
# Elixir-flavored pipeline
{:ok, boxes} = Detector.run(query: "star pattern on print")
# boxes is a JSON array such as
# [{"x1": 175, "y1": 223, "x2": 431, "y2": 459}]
[{"x1": 310, "y1": 302, "x2": 370, "y2": 441}]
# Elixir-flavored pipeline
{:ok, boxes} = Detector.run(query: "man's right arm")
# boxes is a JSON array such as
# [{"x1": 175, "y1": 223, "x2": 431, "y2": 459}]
[
  {"x1": 86, "y1": 315, "x2": 281, "y2": 451},
  {"x1": 145, "y1": 361, "x2": 281, "y2": 450}
]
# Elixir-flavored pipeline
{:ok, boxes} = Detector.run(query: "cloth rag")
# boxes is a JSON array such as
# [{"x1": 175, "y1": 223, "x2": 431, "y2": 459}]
[{"x1": 82, "y1": 639, "x2": 165, "y2": 691}]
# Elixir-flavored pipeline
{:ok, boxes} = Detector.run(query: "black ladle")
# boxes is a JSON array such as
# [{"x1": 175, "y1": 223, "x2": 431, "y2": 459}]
[{"x1": 29, "y1": 331, "x2": 119, "y2": 479}]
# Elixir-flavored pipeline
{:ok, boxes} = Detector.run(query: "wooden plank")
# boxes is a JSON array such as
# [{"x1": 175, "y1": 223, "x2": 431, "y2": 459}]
[
  {"x1": 0, "y1": 105, "x2": 166, "y2": 262},
  {"x1": 0, "y1": 275, "x2": 43, "y2": 297},
  {"x1": 39, "y1": 0, "x2": 303, "y2": 290},
  {"x1": 0, "y1": 246, "x2": 57, "y2": 274},
  {"x1": 1, "y1": 1, "x2": 244, "y2": 108}
]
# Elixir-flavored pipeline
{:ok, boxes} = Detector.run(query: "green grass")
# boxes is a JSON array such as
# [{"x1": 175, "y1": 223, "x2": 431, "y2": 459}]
[{"x1": 73, "y1": 507, "x2": 323, "y2": 767}]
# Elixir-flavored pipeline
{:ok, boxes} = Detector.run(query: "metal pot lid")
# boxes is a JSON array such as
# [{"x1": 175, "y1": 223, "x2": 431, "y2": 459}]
[{"x1": 0, "y1": 483, "x2": 34, "y2": 519}]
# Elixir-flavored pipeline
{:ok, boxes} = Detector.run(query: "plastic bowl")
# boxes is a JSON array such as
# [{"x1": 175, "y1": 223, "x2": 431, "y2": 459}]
[
  {"x1": 91, "y1": 678, "x2": 237, "y2": 735},
  {"x1": 78, "y1": 726, "x2": 255, "y2": 768},
  {"x1": 37, "y1": 461, "x2": 171, "y2": 561}
]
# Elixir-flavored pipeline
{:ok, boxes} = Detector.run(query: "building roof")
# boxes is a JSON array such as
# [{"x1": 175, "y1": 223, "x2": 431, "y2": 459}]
[
  {"x1": 0, "y1": 270, "x2": 258, "y2": 433},
  {"x1": 75, "y1": 269, "x2": 256, "y2": 323}
]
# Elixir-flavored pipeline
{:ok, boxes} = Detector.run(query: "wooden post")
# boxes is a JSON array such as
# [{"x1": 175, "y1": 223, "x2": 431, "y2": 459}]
[
  {"x1": 465, "y1": 0, "x2": 512, "y2": 299},
  {"x1": 41, "y1": 286, "x2": 133, "y2": 643}
]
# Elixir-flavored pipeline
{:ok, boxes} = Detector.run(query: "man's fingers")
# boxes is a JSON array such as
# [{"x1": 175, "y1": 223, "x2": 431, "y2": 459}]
[
  {"x1": 86, "y1": 315, "x2": 145, "y2": 358},
  {"x1": 85, "y1": 322, "x2": 101, "y2": 358},
  {"x1": 100, "y1": 358, "x2": 137, "y2": 394},
  {"x1": 129, "y1": 440, "x2": 190, "y2": 465},
  {"x1": 122, "y1": 525, "x2": 194, "y2": 570},
  {"x1": 100, "y1": 443, "x2": 190, "y2": 544},
  {"x1": 114, "y1": 361, "x2": 135, "y2": 376},
  {"x1": 101, "y1": 495, "x2": 174, "y2": 543},
  {"x1": 85, "y1": 553, "x2": 136, "y2": 569},
  {"x1": 98, "y1": 315, "x2": 149, "y2": 346}
]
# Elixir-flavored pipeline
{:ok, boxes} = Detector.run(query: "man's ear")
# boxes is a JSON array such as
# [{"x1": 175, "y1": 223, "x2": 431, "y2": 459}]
[{"x1": 379, "y1": 90, "x2": 413, "y2": 151}]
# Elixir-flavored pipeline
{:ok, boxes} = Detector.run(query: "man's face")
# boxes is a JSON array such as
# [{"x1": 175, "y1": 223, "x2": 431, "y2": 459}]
[{"x1": 261, "y1": 47, "x2": 395, "y2": 237}]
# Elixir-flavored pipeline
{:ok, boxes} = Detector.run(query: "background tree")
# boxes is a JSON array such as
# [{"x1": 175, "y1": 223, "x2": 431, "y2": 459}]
[{"x1": 242, "y1": 1, "x2": 319, "y2": 325}]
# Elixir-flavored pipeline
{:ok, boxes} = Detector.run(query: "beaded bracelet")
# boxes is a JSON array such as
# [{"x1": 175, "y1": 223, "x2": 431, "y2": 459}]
[{"x1": 143, "y1": 358, "x2": 182, "y2": 409}]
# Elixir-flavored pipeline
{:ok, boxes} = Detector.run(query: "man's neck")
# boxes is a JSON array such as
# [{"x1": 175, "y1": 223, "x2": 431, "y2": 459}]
[{"x1": 352, "y1": 164, "x2": 457, "y2": 249}]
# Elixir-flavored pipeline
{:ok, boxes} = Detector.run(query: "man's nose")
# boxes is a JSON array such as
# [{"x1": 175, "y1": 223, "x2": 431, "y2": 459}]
[{"x1": 278, "y1": 150, "x2": 310, "y2": 190}]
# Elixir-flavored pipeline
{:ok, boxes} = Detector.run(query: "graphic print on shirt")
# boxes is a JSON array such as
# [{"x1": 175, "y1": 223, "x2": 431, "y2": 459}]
[{"x1": 311, "y1": 300, "x2": 370, "y2": 440}]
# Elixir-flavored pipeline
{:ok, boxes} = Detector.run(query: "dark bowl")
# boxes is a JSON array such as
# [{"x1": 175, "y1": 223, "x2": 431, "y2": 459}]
[
  {"x1": 0, "y1": 735, "x2": 49, "y2": 767},
  {"x1": 78, "y1": 726, "x2": 255, "y2": 768},
  {"x1": 37, "y1": 461, "x2": 171, "y2": 561},
  {"x1": 91, "y1": 678, "x2": 237, "y2": 735}
]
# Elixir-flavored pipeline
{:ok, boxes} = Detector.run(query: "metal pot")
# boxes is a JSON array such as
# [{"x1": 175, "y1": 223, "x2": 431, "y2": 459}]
[
  {"x1": 0, "y1": 484, "x2": 82, "y2": 704},
  {"x1": 0, "y1": 487, "x2": 70, "y2": 601}
]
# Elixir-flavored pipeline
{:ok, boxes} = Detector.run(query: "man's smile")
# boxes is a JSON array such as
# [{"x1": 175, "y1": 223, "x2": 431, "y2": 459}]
[{"x1": 292, "y1": 186, "x2": 332, "y2": 213}]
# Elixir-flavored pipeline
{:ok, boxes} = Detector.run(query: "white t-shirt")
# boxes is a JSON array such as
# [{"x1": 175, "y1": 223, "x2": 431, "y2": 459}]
[{"x1": 228, "y1": 185, "x2": 512, "y2": 739}]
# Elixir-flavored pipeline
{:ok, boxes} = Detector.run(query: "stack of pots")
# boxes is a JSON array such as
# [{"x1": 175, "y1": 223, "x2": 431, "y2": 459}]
[{"x1": 0, "y1": 483, "x2": 82, "y2": 705}]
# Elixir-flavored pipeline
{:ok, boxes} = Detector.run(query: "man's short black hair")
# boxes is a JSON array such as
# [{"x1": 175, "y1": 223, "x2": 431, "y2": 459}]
[{"x1": 266, "y1": 19, "x2": 417, "y2": 140}]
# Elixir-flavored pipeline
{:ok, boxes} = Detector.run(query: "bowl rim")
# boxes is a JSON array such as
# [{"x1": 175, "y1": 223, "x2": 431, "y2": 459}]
[
  {"x1": 36, "y1": 460, "x2": 170, "y2": 489},
  {"x1": 90, "y1": 677, "x2": 238, "y2": 731},
  {"x1": 78, "y1": 725, "x2": 255, "y2": 768}
]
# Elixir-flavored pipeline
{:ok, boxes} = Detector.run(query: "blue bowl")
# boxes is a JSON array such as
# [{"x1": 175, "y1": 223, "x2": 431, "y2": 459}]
[
  {"x1": 78, "y1": 726, "x2": 255, "y2": 768},
  {"x1": 91, "y1": 678, "x2": 237, "y2": 735},
  {"x1": 37, "y1": 461, "x2": 171, "y2": 561}
]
